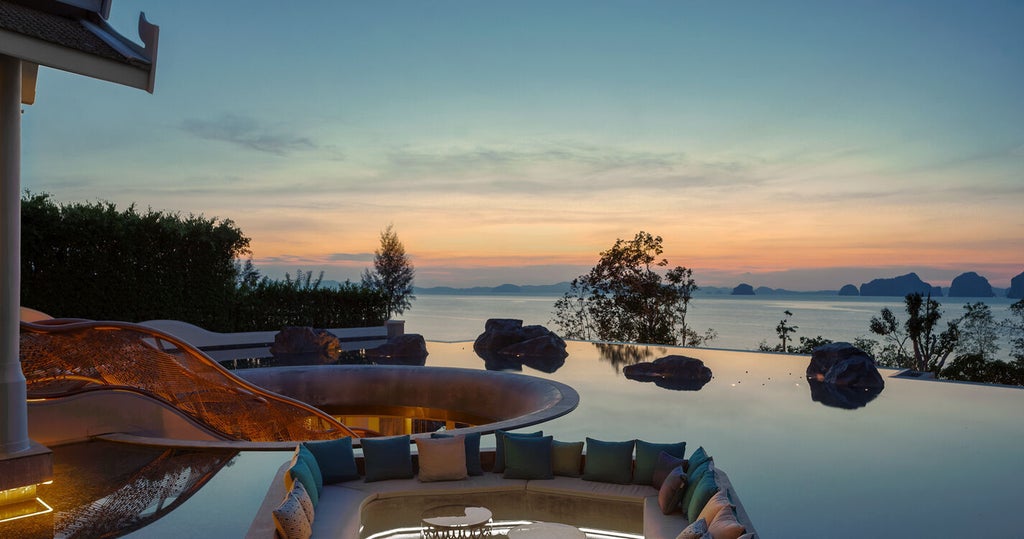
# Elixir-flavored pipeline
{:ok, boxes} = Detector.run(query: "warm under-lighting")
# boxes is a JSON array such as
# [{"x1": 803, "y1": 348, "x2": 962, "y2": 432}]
[{"x1": 0, "y1": 484, "x2": 54, "y2": 523}]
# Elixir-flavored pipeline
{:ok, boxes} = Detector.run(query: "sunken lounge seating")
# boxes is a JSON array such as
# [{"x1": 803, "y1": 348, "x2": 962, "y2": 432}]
[{"x1": 247, "y1": 433, "x2": 757, "y2": 539}]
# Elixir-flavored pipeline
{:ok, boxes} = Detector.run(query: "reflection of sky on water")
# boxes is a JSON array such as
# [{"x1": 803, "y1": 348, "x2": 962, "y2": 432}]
[{"x1": 427, "y1": 341, "x2": 1024, "y2": 538}]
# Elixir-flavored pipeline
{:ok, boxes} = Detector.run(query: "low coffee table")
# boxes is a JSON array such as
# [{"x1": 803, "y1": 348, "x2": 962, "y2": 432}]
[
  {"x1": 420, "y1": 505, "x2": 492, "y2": 538},
  {"x1": 507, "y1": 522, "x2": 586, "y2": 538}
]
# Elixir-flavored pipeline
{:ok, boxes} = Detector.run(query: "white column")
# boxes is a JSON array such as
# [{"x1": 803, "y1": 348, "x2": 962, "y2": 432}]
[{"x1": 0, "y1": 54, "x2": 29, "y2": 455}]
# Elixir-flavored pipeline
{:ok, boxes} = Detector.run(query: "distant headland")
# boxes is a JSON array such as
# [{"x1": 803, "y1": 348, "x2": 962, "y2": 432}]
[{"x1": 410, "y1": 269, "x2": 1024, "y2": 298}]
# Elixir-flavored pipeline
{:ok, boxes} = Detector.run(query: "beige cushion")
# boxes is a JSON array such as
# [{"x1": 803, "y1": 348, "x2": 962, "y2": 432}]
[
  {"x1": 708, "y1": 506, "x2": 747, "y2": 539},
  {"x1": 415, "y1": 436, "x2": 468, "y2": 482},
  {"x1": 272, "y1": 485, "x2": 312, "y2": 539},
  {"x1": 695, "y1": 487, "x2": 731, "y2": 526}
]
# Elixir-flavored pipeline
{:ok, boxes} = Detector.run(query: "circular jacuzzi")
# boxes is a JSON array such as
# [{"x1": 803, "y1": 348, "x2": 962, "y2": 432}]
[{"x1": 236, "y1": 365, "x2": 579, "y2": 443}]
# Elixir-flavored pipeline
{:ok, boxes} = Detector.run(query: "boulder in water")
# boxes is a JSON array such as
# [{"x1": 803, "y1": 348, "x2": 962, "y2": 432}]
[
  {"x1": 806, "y1": 342, "x2": 884, "y2": 388},
  {"x1": 365, "y1": 334, "x2": 429, "y2": 365},
  {"x1": 623, "y1": 355, "x2": 712, "y2": 391}
]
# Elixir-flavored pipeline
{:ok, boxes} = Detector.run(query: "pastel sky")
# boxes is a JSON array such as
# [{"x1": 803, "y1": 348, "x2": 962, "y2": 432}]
[{"x1": 21, "y1": 1, "x2": 1024, "y2": 289}]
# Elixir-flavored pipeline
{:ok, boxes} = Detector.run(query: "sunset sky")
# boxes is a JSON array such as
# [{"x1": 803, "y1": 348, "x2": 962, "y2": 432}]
[{"x1": 21, "y1": 1, "x2": 1024, "y2": 290}]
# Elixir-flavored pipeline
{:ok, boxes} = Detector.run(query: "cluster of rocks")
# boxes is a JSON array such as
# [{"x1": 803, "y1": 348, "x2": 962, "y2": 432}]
[
  {"x1": 473, "y1": 319, "x2": 568, "y2": 373},
  {"x1": 805, "y1": 342, "x2": 885, "y2": 409},
  {"x1": 271, "y1": 326, "x2": 427, "y2": 366},
  {"x1": 622, "y1": 355, "x2": 713, "y2": 391}
]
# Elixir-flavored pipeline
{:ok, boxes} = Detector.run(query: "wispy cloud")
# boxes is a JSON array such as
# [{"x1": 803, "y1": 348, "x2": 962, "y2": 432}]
[
  {"x1": 181, "y1": 114, "x2": 323, "y2": 157},
  {"x1": 327, "y1": 253, "x2": 375, "y2": 262}
]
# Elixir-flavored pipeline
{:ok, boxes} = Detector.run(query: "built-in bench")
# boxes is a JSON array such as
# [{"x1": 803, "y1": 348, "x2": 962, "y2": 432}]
[{"x1": 247, "y1": 437, "x2": 757, "y2": 539}]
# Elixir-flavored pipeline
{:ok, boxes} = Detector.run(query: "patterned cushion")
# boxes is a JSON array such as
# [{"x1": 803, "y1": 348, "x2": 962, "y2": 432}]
[
  {"x1": 658, "y1": 465, "x2": 687, "y2": 515},
  {"x1": 303, "y1": 437, "x2": 360, "y2": 483},
  {"x1": 551, "y1": 440, "x2": 584, "y2": 477},
  {"x1": 415, "y1": 436, "x2": 468, "y2": 482},
  {"x1": 432, "y1": 431, "x2": 483, "y2": 475},
  {"x1": 676, "y1": 517, "x2": 708, "y2": 539},
  {"x1": 707, "y1": 506, "x2": 747, "y2": 539},
  {"x1": 634, "y1": 440, "x2": 686, "y2": 485},
  {"x1": 292, "y1": 481, "x2": 315, "y2": 524},
  {"x1": 652, "y1": 450, "x2": 687, "y2": 489},
  {"x1": 362, "y1": 435, "x2": 414, "y2": 482},
  {"x1": 582, "y1": 437, "x2": 635, "y2": 484},
  {"x1": 272, "y1": 485, "x2": 312, "y2": 539}
]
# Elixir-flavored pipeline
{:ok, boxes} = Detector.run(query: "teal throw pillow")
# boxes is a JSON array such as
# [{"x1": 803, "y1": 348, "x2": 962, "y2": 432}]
[
  {"x1": 431, "y1": 431, "x2": 483, "y2": 475},
  {"x1": 634, "y1": 440, "x2": 687, "y2": 485},
  {"x1": 681, "y1": 459, "x2": 713, "y2": 515},
  {"x1": 288, "y1": 458, "x2": 319, "y2": 507},
  {"x1": 296, "y1": 444, "x2": 324, "y2": 494},
  {"x1": 686, "y1": 467, "x2": 720, "y2": 522},
  {"x1": 493, "y1": 430, "x2": 542, "y2": 473},
  {"x1": 651, "y1": 450, "x2": 687, "y2": 489},
  {"x1": 361, "y1": 435, "x2": 414, "y2": 482},
  {"x1": 503, "y1": 435, "x2": 554, "y2": 480},
  {"x1": 303, "y1": 437, "x2": 360, "y2": 484},
  {"x1": 582, "y1": 437, "x2": 635, "y2": 484},
  {"x1": 687, "y1": 446, "x2": 712, "y2": 474},
  {"x1": 551, "y1": 440, "x2": 584, "y2": 477}
]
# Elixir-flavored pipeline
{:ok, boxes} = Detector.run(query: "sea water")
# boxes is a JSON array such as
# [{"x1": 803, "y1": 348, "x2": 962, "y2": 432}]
[{"x1": 402, "y1": 294, "x2": 1019, "y2": 356}]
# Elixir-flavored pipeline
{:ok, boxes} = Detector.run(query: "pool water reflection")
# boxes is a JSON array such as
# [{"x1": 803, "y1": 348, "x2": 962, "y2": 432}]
[{"x1": 423, "y1": 341, "x2": 1024, "y2": 538}]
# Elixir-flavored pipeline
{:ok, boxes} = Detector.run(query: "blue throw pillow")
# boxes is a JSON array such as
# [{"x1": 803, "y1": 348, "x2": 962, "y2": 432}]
[
  {"x1": 687, "y1": 446, "x2": 712, "y2": 474},
  {"x1": 582, "y1": 437, "x2": 635, "y2": 484},
  {"x1": 288, "y1": 457, "x2": 319, "y2": 507},
  {"x1": 686, "y1": 467, "x2": 720, "y2": 522},
  {"x1": 503, "y1": 435, "x2": 554, "y2": 480},
  {"x1": 634, "y1": 440, "x2": 687, "y2": 485},
  {"x1": 431, "y1": 432, "x2": 483, "y2": 475},
  {"x1": 303, "y1": 437, "x2": 360, "y2": 484},
  {"x1": 493, "y1": 430, "x2": 542, "y2": 473},
  {"x1": 296, "y1": 444, "x2": 324, "y2": 494},
  {"x1": 361, "y1": 435, "x2": 414, "y2": 482}
]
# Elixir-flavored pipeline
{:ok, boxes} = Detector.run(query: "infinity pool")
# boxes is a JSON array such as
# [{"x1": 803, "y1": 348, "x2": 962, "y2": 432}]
[{"x1": 421, "y1": 341, "x2": 1024, "y2": 538}]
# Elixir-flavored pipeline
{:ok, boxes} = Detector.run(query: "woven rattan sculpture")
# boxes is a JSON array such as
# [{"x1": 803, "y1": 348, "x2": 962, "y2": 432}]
[{"x1": 20, "y1": 319, "x2": 358, "y2": 442}]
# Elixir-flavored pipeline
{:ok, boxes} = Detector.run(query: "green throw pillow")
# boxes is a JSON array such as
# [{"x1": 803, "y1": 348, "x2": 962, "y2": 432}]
[
  {"x1": 503, "y1": 435, "x2": 554, "y2": 480},
  {"x1": 681, "y1": 459, "x2": 713, "y2": 512},
  {"x1": 686, "y1": 467, "x2": 720, "y2": 522},
  {"x1": 582, "y1": 437, "x2": 635, "y2": 484},
  {"x1": 634, "y1": 440, "x2": 687, "y2": 485},
  {"x1": 288, "y1": 458, "x2": 319, "y2": 507},
  {"x1": 431, "y1": 432, "x2": 483, "y2": 475},
  {"x1": 361, "y1": 435, "x2": 414, "y2": 482},
  {"x1": 552, "y1": 440, "x2": 584, "y2": 477},
  {"x1": 296, "y1": 444, "x2": 324, "y2": 494},
  {"x1": 303, "y1": 437, "x2": 360, "y2": 484},
  {"x1": 493, "y1": 430, "x2": 542, "y2": 473}
]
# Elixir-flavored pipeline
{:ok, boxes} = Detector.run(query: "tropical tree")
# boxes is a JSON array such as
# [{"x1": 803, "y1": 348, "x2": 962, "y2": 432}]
[
  {"x1": 361, "y1": 224, "x2": 415, "y2": 318},
  {"x1": 867, "y1": 293, "x2": 959, "y2": 373},
  {"x1": 551, "y1": 231, "x2": 714, "y2": 346},
  {"x1": 1004, "y1": 299, "x2": 1024, "y2": 362},
  {"x1": 956, "y1": 302, "x2": 999, "y2": 359}
]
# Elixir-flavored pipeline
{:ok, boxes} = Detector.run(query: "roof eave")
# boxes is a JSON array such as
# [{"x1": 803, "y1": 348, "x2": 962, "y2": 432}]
[{"x1": 0, "y1": 11, "x2": 158, "y2": 100}]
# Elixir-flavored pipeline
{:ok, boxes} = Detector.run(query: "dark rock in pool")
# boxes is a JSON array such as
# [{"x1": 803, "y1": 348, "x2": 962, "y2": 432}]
[
  {"x1": 731, "y1": 283, "x2": 755, "y2": 295},
  {"x1": 271, "y1": 326, "x2": 340, "y2": 358},
  {"x1": 948, "y1": 271, "x2": 994, "y2": 297},
  {"x1": 807, "y1": 380, "x2": 883, "y2": 410},
  {"x1": 474, "y1": 319, "x2": 568, "y2": 373},
  {"x1": 806, "y1": 342, "x2": 884, "y2": 389},
  {"x1": 838, "y1": 284, "x2": 859, "y2": 296},
  {"x1": 623, "y1": 355, "x2": 713, "y2": 391},
  {"x1": 365, "y1": 334, "x2": 429, "y2": 365}
]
